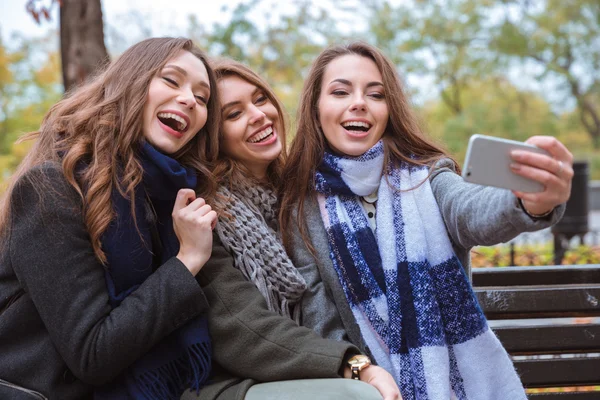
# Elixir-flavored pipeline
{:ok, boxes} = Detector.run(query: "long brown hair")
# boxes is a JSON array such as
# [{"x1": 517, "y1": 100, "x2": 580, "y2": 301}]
[
  {"x1": 279, "y1": 41, "x2": 456, "y2": 249},
  {"x1": 211, "y1": 58, "x2": 288, "y2": 195},
  {"x1": 0, "y1": 37, "x2": 220, "y2": 264}
]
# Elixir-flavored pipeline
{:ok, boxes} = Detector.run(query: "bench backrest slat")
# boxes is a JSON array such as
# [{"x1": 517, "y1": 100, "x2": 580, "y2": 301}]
[
  {"x1": 514, "y1": 357, "x2": 600, "y2": 387},
  {"x1": 472, "y1": 265, "x2": 600, "y2": 394},
  {"x1": 473, "y1": 265, "x2": 600, "y2": 287},
  {"x1": 493, "y1": 321, "x2": 600, "y2": 354},
  {"x1": 475, "y1": 286, "x2": 600, "y2": 319}
]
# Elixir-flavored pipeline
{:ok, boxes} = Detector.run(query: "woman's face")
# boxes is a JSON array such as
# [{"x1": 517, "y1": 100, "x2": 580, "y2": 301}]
[
  {"x1": 317, "y1": 54, "x2": 389, "y2": 157},
  {"x1": 218, "y1": 75, "x2": 283, "y2": 179},
  {"x1": 142, "y1": 50, "x2": 211, "y2": 155}
]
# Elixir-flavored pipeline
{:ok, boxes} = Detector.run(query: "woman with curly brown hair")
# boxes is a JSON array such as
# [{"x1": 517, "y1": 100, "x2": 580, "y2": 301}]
[{"x1": 0, "y1": 37, "x2": 219, "y2": 399}]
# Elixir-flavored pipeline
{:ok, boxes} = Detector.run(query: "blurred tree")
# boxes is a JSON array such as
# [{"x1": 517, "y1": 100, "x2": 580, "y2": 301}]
[
  {"x1": 26, "y1": 0, "x2": 109, "y2": 92},
  {"x1": 366, "y1": 0, "x2": 502, "y2": 115},
  {"x1": 493, "y1": 0, "x2": 600, "y2": 147},
  {"x1": 421, "y1": 77, "x2": 560, "y2": 159},
  {"x1": 0, "y1": 33, "x2": 62, "y2": 185},
  {"x1": 193, "y1": 0, "x2": 345, "y2": 119}
]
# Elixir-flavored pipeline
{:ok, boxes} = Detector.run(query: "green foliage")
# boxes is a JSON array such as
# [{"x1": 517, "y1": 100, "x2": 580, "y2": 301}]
[
  {"x1": 0, "y1": 32, "x2": 62, "y2": 185},
  {"x1": 490, "y1": 0, "x2": 600, "y2": 146},
  {"x1": 2, "y1": 0, "x2": 599, "y2": 190},
  {"x1": 420, "y1": 77, "x2": 561, "y2": 161},
  {"x1": 471, "y1": 243, "x2": 600, "y2": 267}
]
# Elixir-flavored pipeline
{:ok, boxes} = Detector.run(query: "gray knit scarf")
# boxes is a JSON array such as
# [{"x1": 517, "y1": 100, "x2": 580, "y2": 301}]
[{"x1": 215, "y1": 181, "x2": 307, "y2": 323}]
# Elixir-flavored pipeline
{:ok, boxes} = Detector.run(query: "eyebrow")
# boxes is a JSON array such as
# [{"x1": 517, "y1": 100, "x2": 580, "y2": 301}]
[
  {"x1": 328, "y1": 78, "x2": 384, "y2": 88},
  {"x1": 221, "y1": 87, "x2": 262, "y2": 111},
  {"x1": 163, "y1": 64, "x2": 210, "y2": 89}
]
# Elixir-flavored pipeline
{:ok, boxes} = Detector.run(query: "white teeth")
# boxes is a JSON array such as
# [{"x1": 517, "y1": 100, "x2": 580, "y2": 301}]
[
  {"x1": 342, "y1": 121, "x2": 371, "y2": 129},
  {"x1": 248, "y1": 126, "x2": 273, "y2": 143},
  {"x1": 157, "y1": 112, "x2": 188, "y2": 131}
]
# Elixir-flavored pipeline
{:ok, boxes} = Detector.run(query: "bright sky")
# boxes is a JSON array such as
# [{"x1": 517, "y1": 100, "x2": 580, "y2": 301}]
[{"x1": 0, "y1": 0, "x2": 364, "y2": 44}]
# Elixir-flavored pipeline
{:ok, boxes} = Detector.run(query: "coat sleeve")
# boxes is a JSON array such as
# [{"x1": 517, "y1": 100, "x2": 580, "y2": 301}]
[
  {"x1": 430, "y1": 159, "x2": 566, "y2": 249},
  {"x1": 197, "y1": 235, "x2": 359, "y2": 382},
  {"x1": 7, "y1": 163, "x2": 208, "y2": 385}
]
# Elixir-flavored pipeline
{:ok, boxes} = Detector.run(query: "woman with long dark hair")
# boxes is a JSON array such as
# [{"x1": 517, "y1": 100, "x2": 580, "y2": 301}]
[{"x1": 279, "y1": 42, "x2": 572, "y2": 400}]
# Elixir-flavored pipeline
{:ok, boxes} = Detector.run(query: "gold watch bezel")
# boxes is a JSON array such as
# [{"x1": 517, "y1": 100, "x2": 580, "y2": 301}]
[{"x1": 347, "y1": 354, "x2": 371, "y2": 380}]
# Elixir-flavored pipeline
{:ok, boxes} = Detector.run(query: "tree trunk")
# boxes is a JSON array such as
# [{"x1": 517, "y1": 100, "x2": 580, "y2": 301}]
[{"x1": 60, "y1": 0, "x2": 109, "y2": 92}]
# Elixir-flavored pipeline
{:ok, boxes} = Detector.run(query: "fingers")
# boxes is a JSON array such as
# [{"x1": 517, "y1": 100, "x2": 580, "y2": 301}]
[
  {"x1": 361, "y1": 366, "x2": 401, "y2": 400},
  {"x1": 510, "y1": 137, "x2": 574, "y2": 201},
  {"x1": 208, "y1": 210, "x2": 218, "y2": 230},
  {"x1": 509, "y1": 162, "x2": 560, "y2": 188},
  {"x1": 172, "y1": 192, "x2": 217, "y2": 230},
  {"x1": 185, "y1": 197, "x2": 207, "y2": 212},
  {"x1": 190, "y1": 205, "x2": 217, "y2": 225},
  {"x1": 173, "y1": 188, "x2": 196, "y2": 212},
  {"x1": 525, "y1": 136, "x2": 573, "y2": 163}
]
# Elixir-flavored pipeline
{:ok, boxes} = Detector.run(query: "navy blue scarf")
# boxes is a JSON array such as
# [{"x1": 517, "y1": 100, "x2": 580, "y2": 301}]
[{"x1": 95, "y1": 142, "x2": 211, "y2": 400}]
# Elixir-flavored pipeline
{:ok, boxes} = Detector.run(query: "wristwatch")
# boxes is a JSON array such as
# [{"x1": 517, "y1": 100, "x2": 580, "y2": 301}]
[{"x1": 347, "y1": 354, "x2": 371, "y2": 380}]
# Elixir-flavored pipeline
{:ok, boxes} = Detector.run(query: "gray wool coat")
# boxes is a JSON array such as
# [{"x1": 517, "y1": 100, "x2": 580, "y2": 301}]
[{"x1": 290, "y1": 160, "x2": 566, "y2": 353}]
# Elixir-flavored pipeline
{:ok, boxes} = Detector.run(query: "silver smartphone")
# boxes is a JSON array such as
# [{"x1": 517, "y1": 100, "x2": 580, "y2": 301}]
[{"x1": 462, "y1": 134, "x2": 549, "y2": 193}]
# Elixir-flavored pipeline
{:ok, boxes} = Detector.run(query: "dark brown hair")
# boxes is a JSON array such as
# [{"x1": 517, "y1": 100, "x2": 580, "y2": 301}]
[
  {"x1": 279, "y1": 41, "x2": 457, "y2": 250},
  {"x1": 0, "y1": 37, "x2": 220, "y2": 264},
  {"x1": 211, "y1": 58, "x2": 288, "y2": 194}
]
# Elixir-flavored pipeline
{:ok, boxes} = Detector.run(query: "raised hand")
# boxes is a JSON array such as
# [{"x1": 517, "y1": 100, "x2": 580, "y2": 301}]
[
  {"x1": 172, "y1": 188, "x2": 218, "y2": 275},
  {"x1": 510, "y1": 136, "x2": 573, "y2": 216}
]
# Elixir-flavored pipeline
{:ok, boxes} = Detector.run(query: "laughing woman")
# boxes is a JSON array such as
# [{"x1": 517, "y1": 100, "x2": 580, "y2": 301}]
[
  {"x1": 279, "y1": 42, "x2": 573, "y2": 400},
  {"x1": 0, "y1": 38, "x2": 218, "y2": 399},
  {"x1": 185, "y1": 58, "x2": 400, "y2": 400}
]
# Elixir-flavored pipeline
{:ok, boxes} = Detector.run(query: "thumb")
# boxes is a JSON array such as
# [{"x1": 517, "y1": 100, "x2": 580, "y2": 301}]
[{"x1": 173, "y1": 188, "x2": 196, "y2": 213}]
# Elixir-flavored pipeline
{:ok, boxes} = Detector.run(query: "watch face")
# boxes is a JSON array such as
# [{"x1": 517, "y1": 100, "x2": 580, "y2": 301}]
[{"x1": 348, "y1": 355, "x2": 370, "y2": 367}]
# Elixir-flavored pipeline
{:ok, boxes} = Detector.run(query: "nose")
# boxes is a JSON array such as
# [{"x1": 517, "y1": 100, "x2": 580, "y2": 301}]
[
  {"x1": 248, "y1": 104, "x2": 266, "y2": 125},
  {"x1": 177, "y1": 89, "x2": 196, "y2": 109},
  {"x1": 349, "y1": 92, "x2": 367, "y2": 112}
]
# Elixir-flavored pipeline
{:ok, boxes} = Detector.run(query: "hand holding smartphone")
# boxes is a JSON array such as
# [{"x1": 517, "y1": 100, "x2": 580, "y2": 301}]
[{"x1": 462, "y1": 134, "x2": 550, "y2": 193}]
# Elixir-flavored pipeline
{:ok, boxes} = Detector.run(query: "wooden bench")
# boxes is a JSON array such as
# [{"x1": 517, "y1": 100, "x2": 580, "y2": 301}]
[{"x1": 473, "y1": 265, "x2": 600, "y2": 399}]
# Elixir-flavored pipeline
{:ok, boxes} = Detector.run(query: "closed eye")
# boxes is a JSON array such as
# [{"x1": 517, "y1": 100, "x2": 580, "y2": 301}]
[
  {"x1": 255, "y1": 95, "x2": 268, "y2": 105},
  {"x1": 369, "y1": 93, "x2": 385, "y2": 100},
  {"x1": 226, "y1": 110, "x2": 241, "y2": 120},
  {"x1": 163, "y1": 77, "x2": 178, "y2": 86},
  {"x1": 195, "y1": 95, "x2": 207, "y2": 105},
  {"x1": 331, "y1": 90, "x2": 348, "y2": 96}
]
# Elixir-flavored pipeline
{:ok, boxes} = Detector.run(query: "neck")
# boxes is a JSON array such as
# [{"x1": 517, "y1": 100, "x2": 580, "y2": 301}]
[{"x1": 245, "y1": 163, "x2": 269, "y2": 183}]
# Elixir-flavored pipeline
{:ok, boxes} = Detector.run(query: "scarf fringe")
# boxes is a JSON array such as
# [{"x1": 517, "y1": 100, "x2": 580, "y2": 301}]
[{"x1": 136, "y1": 342, "x2": 211, "y2": 399}]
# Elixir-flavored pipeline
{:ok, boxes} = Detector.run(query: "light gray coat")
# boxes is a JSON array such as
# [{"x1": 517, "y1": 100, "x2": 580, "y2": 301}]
[{"x1": 290, "y1": 161, "x2": 565, "y2": 355}]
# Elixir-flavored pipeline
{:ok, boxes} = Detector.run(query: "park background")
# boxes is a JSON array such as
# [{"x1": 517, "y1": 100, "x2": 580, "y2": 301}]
[
  {"x1": 0, "y1": 0, "x2": 599, "y2": 394},
  {"x1": 0, "y1": 0, "x2": 598, "y2": 267}
]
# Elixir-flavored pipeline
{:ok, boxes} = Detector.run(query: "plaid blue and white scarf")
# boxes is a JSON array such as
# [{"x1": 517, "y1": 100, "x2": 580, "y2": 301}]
[{"x1": 315, "y1": 141, "x2": 526, "y2": 400}]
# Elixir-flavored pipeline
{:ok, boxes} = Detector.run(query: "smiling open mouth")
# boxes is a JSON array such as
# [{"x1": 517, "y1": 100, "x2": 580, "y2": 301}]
[
  {"x1": 342, "y1": 121, "x2": 371, "y2": 133},
  {"x1": 158, "y1": 112, "x2": 188, "y2": 133},
  {"x1": 248, "y1": 126, "x2": 274, "y2": 143}
]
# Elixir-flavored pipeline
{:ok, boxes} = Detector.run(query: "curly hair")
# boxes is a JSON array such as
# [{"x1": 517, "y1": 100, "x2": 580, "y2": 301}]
[{"x1": 0, "y1": 37, "x2": 220, "y2": 264}]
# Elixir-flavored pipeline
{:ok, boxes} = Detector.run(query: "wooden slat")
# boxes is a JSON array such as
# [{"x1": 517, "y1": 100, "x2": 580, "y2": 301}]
[
  {"x1": 475, "y1": 286, "x2": 600, "y2": 319},
  {"x1": 515, "y1": 357, "x2": 600, "y2": 387},
  {"x1": 473, "y1": 265, "x2": 600, "y2": 287},
  {"x1": 528, "y1": 393, "x2": 600, "y2": 400},
  {"x1": 491, "y1": 321, "x2": 600, "y2": 354}
]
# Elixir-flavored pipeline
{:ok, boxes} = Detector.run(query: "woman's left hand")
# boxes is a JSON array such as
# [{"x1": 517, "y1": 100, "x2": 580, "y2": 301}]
[{"x1": 509, "y1": 135, "x2": 573, "y2": 216}]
